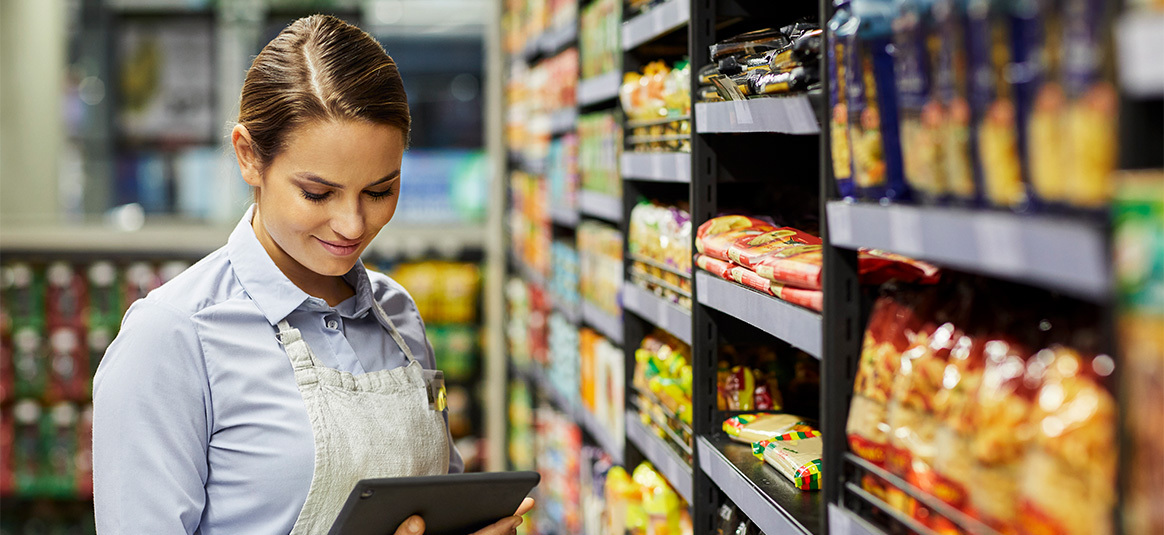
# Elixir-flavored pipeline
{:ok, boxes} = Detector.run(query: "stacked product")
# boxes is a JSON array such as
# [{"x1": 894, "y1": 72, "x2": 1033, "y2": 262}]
[
  {"x1": 846, "y1": 277, "x2": 1116, "y2": 535},
  {"x1": 507, "y1": 378, "x2": 536, "y2": 472},
  {"x1": 1115, "y1": 172, "x2": 1164, "y2": 535},
  {"x1": 547, "y1": 312, "x2": 581, "y2": 409},
  {"x1": 602, "y1": 462, "x2": 693, "y2": 535},
  {"x1": 579, "y1": 327, "x2": 625, "y2": 445},
  {"x1": 632, "y1": 331, "x2": 693, "y2": 457},
  {"x1": 533, "y1": 406, "x2": 583, "y2": 535},
  {"x1": 547, "y1": 134, "x2": 579, "y2": 215},
  {"x1": 577, "y1": 221, "x2": 623, "y2": 319},
  {"x1": 620, "y1": 60, "x2": 691, "y2": 153},
  {"x1": 509, "y1": 171, "x2": 551, "y2": 278},
  {"x1": 502, "y1": 0, "x2": 574, "y2": 55},
  {"x1": 385, "y1": 261, "x2": 481, "y2": 325},
  {"x1": 723, "y1": 413, "x2": 823, "y2": 490},
  {"x1": 549, "y1": 240, "x2": 580, "y2": 313},
  {"x1": 716, "y1": 344, "x2": 820, "y2": 417},
  {"x1": 505, "y1": 48, "x2": 579, "y2": 171},
  {"x1": 579, "y1": 446, "x2": 616, "y2": 535},
  {"x1": 577, "y1": 112, "x2": 622, "y2": 199},
  {"x1": 697, "y1": 24, "x2": 822, "y2": 103},
  {"x1": 542, "y1": 49, "x2": 579, "y2": 115},
  {"x1": 579, "y1": 0, "x2": 621, "y2": 80},
  {"x1": 828, "y1": 0, "x2": 1117, "y2": 209},
  {"x1": 505, "y1": 277, "x2": 550, "y2": 370},
  {"x1": 695, "y1": 215, "x2": 939, "y2": 311},
  {"x1": 628, "y1": 201, "x2": 692, "y2": 309},
  {"x1": 0, "y1": 260, "x2": 186, "y2": 503}
]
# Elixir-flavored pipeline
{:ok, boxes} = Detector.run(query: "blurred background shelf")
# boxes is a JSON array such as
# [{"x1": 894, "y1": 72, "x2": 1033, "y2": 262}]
[
  {"x1": 626, "y1": 408, "x2": 694, "y2": 503},
  {"x1": 621, "y1": 0, "x2": 689, "y2": 51}
]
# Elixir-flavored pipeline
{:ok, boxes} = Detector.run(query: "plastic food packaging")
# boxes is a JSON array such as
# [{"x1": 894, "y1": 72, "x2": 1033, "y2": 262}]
[
  {"x1": 829, "y1": 0, "x2": 857, "y2": 198},
  {"x1": 723, "y1": 413, "x2": 816, "y2": 444},
  {"x1": 695, "y1": 254, "x2": 825, "y2": 311},
  {"x1": 761, "y1": 435, "x2": 824, "y2": 490},
  {"x1": 849, "y1": 0, "x2": 908, "y2": 202},
  {"x1": 931, "y1": 0, "x2": 979, "y2": 203},
  {"x1": 892, "y1": 0, "x2": 946, "y2": 203}
]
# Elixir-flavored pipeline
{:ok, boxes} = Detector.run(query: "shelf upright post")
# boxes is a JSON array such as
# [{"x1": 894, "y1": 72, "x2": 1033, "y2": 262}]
[
  {"x1": 818, "y1": 0, "x2": 864, "y2": 529},
  {"x1": 689, "y1": 0, "x2": 722, "y2": 529}
]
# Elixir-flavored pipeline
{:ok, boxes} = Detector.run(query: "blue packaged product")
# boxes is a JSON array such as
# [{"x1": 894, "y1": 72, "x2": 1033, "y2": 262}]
[
  {"x1": 849, "y1": 0, "x2": 909, "y2": 202},
  {"x1": 931, "y1": 0, "x2": 979, "y2": 204},
  {"x1": 893, "y1": 0, "x2": 946, "y2": 203},
  {"x1": 829, "y1": 0, "x2": 856, "y2": 199},
  {"x1": 1059, "y1": 0, "x2": 1116, "y2": 209},
  {"x1": 966, "y1": 0, "x2": 1029, "y2": 210}
]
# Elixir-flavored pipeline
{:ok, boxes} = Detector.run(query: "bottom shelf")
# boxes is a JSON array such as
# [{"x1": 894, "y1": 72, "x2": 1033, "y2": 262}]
[{"x1": 697, "y1": 434, "x2": 823, "y2": 535}]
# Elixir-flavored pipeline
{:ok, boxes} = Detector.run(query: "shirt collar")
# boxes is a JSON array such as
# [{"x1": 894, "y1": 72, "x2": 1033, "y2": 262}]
[{"x1": 227, "y1": 205, "x2": 374, "y2": 325}]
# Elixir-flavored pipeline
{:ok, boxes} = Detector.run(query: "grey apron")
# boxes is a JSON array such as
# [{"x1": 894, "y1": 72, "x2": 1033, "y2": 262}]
[{"x1": 277, "y1": 301, "x2": 449, "y2": 534}]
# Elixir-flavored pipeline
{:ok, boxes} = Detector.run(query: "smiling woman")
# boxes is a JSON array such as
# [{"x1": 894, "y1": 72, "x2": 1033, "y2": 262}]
[{"x1": 91, "y1": 14, "x2": 530, "y2": 535}]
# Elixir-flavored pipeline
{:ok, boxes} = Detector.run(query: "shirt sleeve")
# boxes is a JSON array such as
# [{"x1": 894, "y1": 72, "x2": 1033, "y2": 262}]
[{"x1": 93, "y1": 298, "x2": 212, "y2": 534}]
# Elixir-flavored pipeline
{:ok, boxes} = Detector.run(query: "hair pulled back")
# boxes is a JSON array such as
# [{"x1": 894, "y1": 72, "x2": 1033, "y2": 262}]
[{"x1": 237, "y1": 14, "x2": 409, "y2": 167}]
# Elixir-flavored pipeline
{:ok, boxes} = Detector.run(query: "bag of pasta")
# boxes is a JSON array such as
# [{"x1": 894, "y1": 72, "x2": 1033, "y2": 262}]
[
  {"x1": 966, "y1": 313, "x2": 1041, "y2": 534},
  {"x1": 929, "y1": 309, "x2": 989, "y2": 512},
  {"x1": 695, "y1": 216, "x2": 777, "y2": 263},
  {"x1": 1018, "y1": 336, "x2": 1117, "y2": 535},
  {"x1": 846, "y1": 285, "x2": 923, "y2": 467}
]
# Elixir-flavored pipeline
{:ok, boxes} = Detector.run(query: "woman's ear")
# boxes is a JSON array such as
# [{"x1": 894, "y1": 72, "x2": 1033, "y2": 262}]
[{"x1": 232, "y1": 124, "x2": 263, "y2": 187}]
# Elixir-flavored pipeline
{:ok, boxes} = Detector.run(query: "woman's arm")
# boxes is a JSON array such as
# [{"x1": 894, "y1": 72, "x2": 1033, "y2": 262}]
[{"x1": 93, "y1": 299, "x2": 212, "y2": 534}]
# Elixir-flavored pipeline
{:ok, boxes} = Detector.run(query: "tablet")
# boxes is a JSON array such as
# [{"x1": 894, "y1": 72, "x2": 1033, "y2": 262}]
[{"x1": 328, "y1": 471, "x2": 540, "y2": 535}]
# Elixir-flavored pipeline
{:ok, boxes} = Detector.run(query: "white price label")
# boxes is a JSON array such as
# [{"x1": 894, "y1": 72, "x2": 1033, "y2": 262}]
[
  {"x1": 829, "y1": 505, "x2": 854, "y2": 535},
  {"x1": 732, "y1": 100, "x2": 755, "y2": 126},
  {"x1": 829, "y1": 203, "x2": 854, "y2": 245}
]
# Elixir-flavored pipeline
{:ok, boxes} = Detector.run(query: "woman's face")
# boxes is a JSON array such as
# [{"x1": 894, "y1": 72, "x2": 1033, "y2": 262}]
[{"x1": 240, "y1": 119, "x2": 404, "y2": 285}]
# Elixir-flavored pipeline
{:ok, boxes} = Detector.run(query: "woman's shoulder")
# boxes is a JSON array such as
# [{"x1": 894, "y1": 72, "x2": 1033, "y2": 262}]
[
  {"x1": 144, "y1": 247, "x2": 243, "y2": 316},
  {"x1": 365, "y1": 268, "x2": 418, "y2": 310}
]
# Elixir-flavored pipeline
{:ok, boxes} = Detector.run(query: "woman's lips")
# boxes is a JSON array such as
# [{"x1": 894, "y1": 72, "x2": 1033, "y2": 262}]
[{"x1": 317, "y1": 238, "x2": 360, "y2": 256}]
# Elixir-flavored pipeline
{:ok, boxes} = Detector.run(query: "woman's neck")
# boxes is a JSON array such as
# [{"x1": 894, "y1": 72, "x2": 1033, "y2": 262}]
[{"x1": 251, "y1": 209, "x2": 355, "y2": 307}]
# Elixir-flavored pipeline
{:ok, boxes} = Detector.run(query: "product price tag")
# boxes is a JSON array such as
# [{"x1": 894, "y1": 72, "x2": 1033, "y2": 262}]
[
  {"x1": 974, "y1": 215, "x2": 1024, "y2": 276},
  {"x1": 888, "y1": 206, "x2": 923, "y2": 255},
  {"x1": 828, "y1": 505, "x2": 853, "y2": 535}
]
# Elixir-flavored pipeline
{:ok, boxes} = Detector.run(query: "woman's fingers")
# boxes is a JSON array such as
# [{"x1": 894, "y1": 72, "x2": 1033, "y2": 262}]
[
  {"x1": 393, "y1": 515, "x2": 425, "y2": 535},
  {"x1": 515, "y1": 497, "x2": 535, "y2": 517}
]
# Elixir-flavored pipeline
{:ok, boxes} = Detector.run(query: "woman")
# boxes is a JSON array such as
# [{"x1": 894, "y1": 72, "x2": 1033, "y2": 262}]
[{"x1": 92, "y1": 14, "x2": 530, "y2": 534}]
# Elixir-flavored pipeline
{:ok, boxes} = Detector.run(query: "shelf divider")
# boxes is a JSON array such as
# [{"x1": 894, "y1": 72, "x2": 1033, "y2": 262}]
[
  {"x1": 694, "y1": 97, "x2": 820, "y2": 135},
  {"x1": 697, "y1": 435, "x2": 822, "y2": 535},
  {"x1": 622, "y1": 282, "x2": 692, "y2": 344},
  {"x1": 695, "y1": 271, "x2": 823, "y2": 358},
  {"x1": 621, "y1": 0, "x2": 690, "y2": 51},
  {"x1": 620, "y1": 152, "x2": 692, "y2": 183},
  {"x1": 626, "y1": 409, "x2": 694, "y2": 503},
  {"x1": 825, "y1": 201, "x2": 1111, "y2": 302}
]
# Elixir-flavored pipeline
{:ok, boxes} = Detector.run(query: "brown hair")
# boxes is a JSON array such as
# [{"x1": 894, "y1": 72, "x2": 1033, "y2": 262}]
[{"x1": 237, "y1": 14, "x2": 409, "y2": 168}]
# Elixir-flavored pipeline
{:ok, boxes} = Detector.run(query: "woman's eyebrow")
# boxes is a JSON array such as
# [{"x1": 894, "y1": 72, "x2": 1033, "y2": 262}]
[{"x1": 292, "y1": 170, "x2": 401, "y2": 189}]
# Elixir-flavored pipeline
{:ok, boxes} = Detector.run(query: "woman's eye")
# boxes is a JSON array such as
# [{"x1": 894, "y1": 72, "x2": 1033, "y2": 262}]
[
  {"x1": 301, "y1": 190, "x2": 330, "y2": 203},
  {"x1": 366, "y1": 187, "x2": 396, "y2": 199}
]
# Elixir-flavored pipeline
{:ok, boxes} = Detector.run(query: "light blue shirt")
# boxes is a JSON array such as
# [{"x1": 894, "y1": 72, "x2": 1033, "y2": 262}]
[{"x1": 92, "y1": 206, "x2": 463, "y2": 534}]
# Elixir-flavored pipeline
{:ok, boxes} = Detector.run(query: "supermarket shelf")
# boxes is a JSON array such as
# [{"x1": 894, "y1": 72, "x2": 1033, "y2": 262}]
[
  {"x1": 512, "y1": 254, "x2": 548, "y2": 290},
  {"x1": 1117, "y1": 12, "x2": 1164, "y2": 97},
  {"x1": 578, "y1": 190, "x2": 623, "y2": 223},
  {"x1": 626, "y1": 409, "x2": 694, "y2": 503},
  {"x1": 550, "y1": 205, "x2": 580, "y2": 228},
  {"x1": 621, "y1": 0, "x2": 690, "y2": 51},
  {"x1": 698, "y1": 434, "x2": 822, "y2": 535},
  {"x1": 529, "y1": 364, "x2": 575, "y2": 418},
  {"x1": 550, "y1": 108, "x2": 578, "y2": 136},
  {"x1": 695, "y1": 271, "x2": 823, "y2": 359},
  {"x1": 694, "y1": 96, "x2": 820, "y2": 135},
  {"x1": 620, "y1": 152, "x2": 692, "y2": 183},
  {"x1": 552, "y1": 295, "x2": 581, "y2": 325},
  {"x1": 577, "y1": 71, "x2": 622, "y2": 107},
  {"x1": 539, "y1": 22, "x2": 577, "y2": 55},
  {"x1": 623, "y1": 282, "x2": 692, "y2": 345},
  {"x1": 577, "y1": 405, "x2": 626, "y2": 466},
  {"x1": 581, "y1": 300, "x2": 623, "y2": 345},
  {"x1": 828, "y1": 504, "x2": 889, "y2": 535},
  {"x1": 825, "y1": 201, "x2": 1111, "y2": 302}
]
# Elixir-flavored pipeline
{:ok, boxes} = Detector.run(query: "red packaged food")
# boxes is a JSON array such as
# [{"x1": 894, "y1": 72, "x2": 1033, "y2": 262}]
[{"x1": 695, "y1": 255, "x2": 823, "y2": 311}]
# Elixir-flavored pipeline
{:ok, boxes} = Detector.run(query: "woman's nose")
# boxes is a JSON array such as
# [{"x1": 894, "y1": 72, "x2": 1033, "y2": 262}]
[{"x1": 330, "y1": 202, "x2": 365, "y2": 240}]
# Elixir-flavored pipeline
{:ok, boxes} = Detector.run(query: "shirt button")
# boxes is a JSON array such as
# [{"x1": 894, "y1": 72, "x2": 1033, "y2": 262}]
[{"x1": 327, "y1": 320, "x2": 338, "y2": 330}]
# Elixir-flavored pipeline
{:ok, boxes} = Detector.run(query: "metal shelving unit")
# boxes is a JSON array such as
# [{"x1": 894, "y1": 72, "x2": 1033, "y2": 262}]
[
  {"x1": 581, "y1": 299, "x2": 623, "y2": 345},
  {"x1": 576, "y1": 71, "x2": 621, "y2": 107},
  {"x1": 577, "y1": 190, "x2": 624, "y2": 223}
]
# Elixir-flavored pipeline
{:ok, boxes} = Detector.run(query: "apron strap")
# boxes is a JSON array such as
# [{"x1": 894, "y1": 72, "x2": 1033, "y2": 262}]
[
  {"x1": 276, "y1": 320, "x2": 321, "y2": 370},
  {"x1": 372, "y1": 301, "x2": 417, "y2": 364}
]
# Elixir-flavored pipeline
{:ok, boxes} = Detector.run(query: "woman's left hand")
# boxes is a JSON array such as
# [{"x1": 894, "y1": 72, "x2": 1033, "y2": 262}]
[{"x1": 392, "y1": 497, "x2": 535, "y2": 535}]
